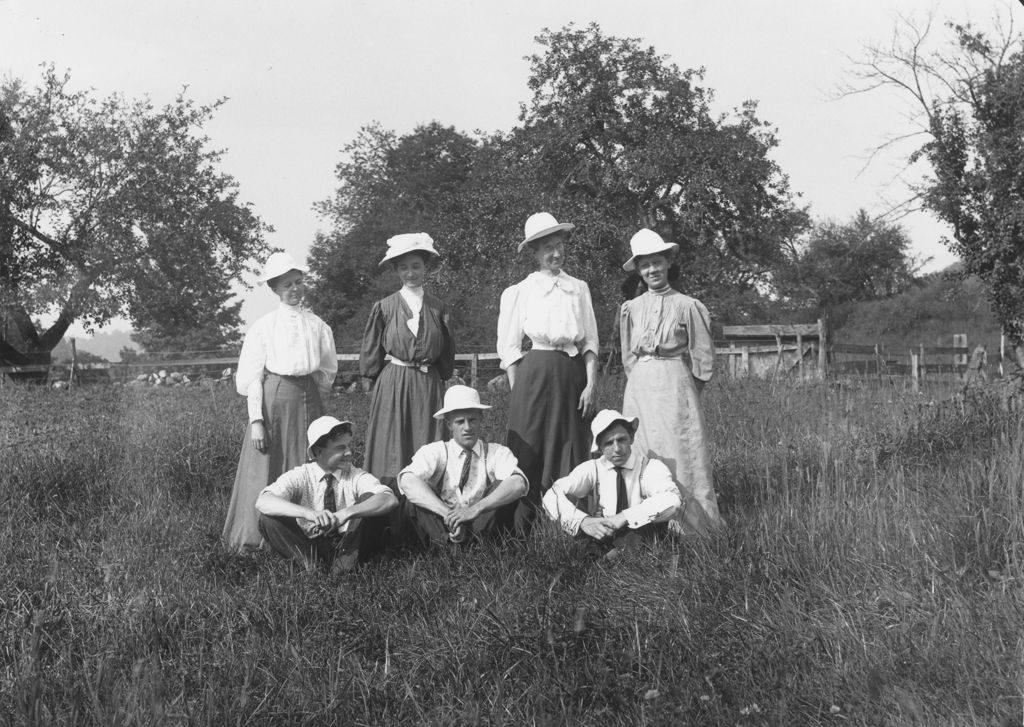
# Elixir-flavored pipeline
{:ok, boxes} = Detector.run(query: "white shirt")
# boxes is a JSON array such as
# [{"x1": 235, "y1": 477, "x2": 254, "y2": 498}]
[
  {"x1": 496, "y1": 271, "x2": 600, "y2": 370},
  {"x1": 260, "y1": 463, "x2": 389, "y2": 537},
  {"x1": 542, "y1": 453, "x2": 681, "y2": 535},
  {"x1": 398, "y1": 439, "x2": 526, "y2": 508},
  {"x1": 399, "y1": 286, "x2": 424, "y2": 337},
  {"x1": 235, "y1": 303, "x2": 338, "y2": 422}
]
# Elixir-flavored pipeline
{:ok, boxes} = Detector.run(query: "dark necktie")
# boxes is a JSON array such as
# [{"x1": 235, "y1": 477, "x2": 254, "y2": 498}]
[
  {"x1": 322, "y1": 473, "x2": 336, "y2": 512},
  {"x1": 457, "y1": 450, "x2": 473, "y2": 493},
  {"x1": 615, "y1": 466, "x2": 628, "y2": 514}
]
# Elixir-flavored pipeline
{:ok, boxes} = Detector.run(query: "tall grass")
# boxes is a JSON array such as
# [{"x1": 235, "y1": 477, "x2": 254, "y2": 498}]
[{"x1": 1, "y1": 378, "x2": 1020, "y2": 725}]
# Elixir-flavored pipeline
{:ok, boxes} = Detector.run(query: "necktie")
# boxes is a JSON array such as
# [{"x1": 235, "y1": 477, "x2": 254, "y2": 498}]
[
  {"x1": 457, "y1": 449, "x2": 473, "y2": 493},
  {"x1": 614, "y1": 466, "x2": 628, "y2": 515},
  {"x1": 322, "y1": 473, "x2": 336, "y2": 512}
]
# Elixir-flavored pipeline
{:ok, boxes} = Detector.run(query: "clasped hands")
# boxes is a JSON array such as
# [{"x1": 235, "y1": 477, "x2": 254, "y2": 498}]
[
  {"x1": 305, "y1": 508, "x2": 350, "y2": 537},
  {"x1": 442, "y1": 503, "x2": 483, "y2": 540},
  {"x1": 580, "y1": 513, "x2": 628, "y2": 541}
]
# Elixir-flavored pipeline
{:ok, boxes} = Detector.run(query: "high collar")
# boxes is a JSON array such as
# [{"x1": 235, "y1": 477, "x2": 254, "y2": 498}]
[
  {"x1": 529, "y1": 269, "x2": 571, "y2": 293},
  {"x1": 646, "y1": 285, "x2": 674, "y2": 297},
  {"x1": 277, "y1": 301, "x2": 303, "y2": 313},
  {"x1": 400, "y1": 285, "x2": 425, "y2": 298}
]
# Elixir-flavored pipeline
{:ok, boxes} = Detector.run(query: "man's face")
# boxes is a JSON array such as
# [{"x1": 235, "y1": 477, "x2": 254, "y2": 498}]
[
  {"x1": 598, "y1": 424, "x2": 633, "y2": 467},
  {"x1": 316, "y1": 430, "x2": 354, "y2": 475},
  {"x1": 446, "y1": 410, "x2": 481, "y2": 450}
]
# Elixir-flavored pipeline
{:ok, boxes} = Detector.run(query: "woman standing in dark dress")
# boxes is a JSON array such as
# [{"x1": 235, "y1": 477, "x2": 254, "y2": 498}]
[
  {"x1": 496, "y1": 213, "x2": 599, "y2": 528},
  {"x1": 360, "y1": 233, "x2": 455, "y2": 490}
]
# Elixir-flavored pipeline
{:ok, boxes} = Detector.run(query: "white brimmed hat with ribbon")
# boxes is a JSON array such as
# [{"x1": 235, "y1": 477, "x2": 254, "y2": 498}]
[
  {"x1": 622, "y1": 228, "x2": 679, "y2": 271},
  {"x1": 518, "y1": 212, "x2": 575, "y2": 253},
  {"x1": 590, "y1": 409, "x2": 639, "y2": 453},
  {"x1": 306, "y1": 416, "x2": 353, "y2": 456},
  {"x1": 260, "y1": 251, "x2": 309, "y2": 282},
  {"x1": 433, "y1": 385, "x2": 492, "y2": 420},
  {"x1": 379, "y1": 232, "x2": 440, "y2": 267}
]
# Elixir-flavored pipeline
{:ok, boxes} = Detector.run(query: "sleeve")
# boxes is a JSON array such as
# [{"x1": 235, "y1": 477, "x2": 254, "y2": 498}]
[
  {"x1": 619, "y1": 302, "x2": 637, "y2": 377},
  {"x1": 621, "y1": 458, "x2": 682, "y2": 529},
  {"x1": 359, "y1": 301, "x2": 387, "y2": 380},
  {"x1": 260, "y1": 466, "x2": 305, "y2": 501},
  {"x1": 353, "y1": 471, "x2": 392, "y2": 498},
  {"x1": 686, "y1": 299, "x2": 715, "y2": 382},
  {"x1": 496, "y1": 284, "x2": 525, "y2": 370},
  {"x1": 577, "y1": 280, "x2": 600, "y2": 358},
  {"x1": 435, "y1": 302, "x2": 456, "y2": 381},
  {"x1": 235, "y1": 319, "x2": 267, "y2": 423},
  {"x1": 397, "y1": 443, "x2": 445, "y2": 495},
  {"x1": 314, "y1": 320, "x2": 338, "y2": 396},
  {"x1": 541, "y1": 461, "x2": 597, "y2": 535},
  {"x1": 486, "y1": 444, "x2": 527, "y2": 488}
]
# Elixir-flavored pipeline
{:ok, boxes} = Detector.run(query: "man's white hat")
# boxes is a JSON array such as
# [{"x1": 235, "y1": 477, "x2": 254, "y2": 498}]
[
  {"x1": 622, "y1": 228, "x2": 679, "y2": 271},
  {"x1": 379, "y1": 232, "x2": 441, "y2": 266},
  {"x1": 306, "y1": 415, "x2": 353, "y2": 456},
  {"x1": 259, "y1": 251, "x2": 309, "y2": 282},
  {"x1": 590, "y1": 409, "x2": 639, "y2": 453},
  {"x1": 518, "y1": 212, "x2": 575, "y2": 253},
  {"x1": 433, "y1": 385, "x2": 492, "y2": 420}
]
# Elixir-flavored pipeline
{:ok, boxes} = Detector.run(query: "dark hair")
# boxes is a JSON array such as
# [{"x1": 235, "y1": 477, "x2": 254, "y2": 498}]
[
  {"x1": 391, "y1": 250, "x2": 435, "y2": 270},
  {"x1": 596, "y1": 421, "x2": 635, "y2": 450},
  {"x1": 310, "y1": 424, "x2": 353, "y2": 458}
]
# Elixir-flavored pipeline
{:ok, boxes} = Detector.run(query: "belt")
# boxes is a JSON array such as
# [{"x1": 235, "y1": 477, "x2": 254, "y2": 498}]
[
  {"x1": 637, "y1": 354, "x2": 680, "y2": 362},
  {"x1": 390, "y1": 358, "x2": 431, "y2": 373}
]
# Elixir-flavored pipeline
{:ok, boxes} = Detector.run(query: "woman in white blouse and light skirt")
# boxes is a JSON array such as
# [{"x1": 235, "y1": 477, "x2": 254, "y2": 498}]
[
  {"x1": 619, "y1": 229, "x2": 724, "y2": 534},
  {"x1": 497, "y1": 213, "x2": 599, "y2": 527},
  {"x1": 222, "y1": 252, "x2": 338, "y2": 552}
]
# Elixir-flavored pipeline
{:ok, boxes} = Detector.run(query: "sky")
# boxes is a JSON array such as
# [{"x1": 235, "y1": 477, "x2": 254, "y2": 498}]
[{"x1": 1, "y1": 0, "x2": 1016, "y2": 336}]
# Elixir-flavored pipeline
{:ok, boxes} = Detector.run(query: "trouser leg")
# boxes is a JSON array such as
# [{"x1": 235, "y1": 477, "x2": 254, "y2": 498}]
[
  {"x1": 258, "y1": 514, "x2": 331, "y2": 566},
  {"x1": 403, "y1": 500, "x2": 451, "y2": 549}
]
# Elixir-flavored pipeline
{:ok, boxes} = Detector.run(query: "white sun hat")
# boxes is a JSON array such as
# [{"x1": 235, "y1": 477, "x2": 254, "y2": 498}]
[
  {"x1": 306, "y1": 416, "x2": 353, "y2": 456},
  {"x1": 590, "y1": 409, "x2": 640, "y2": 453},
  {"x1": 433, "y1": 385, "x2": 492, "y2": 420},
  {"x1": 517, "y1": 212, "x2": 575, "y2": 253},
  {"x1": 259, "y1": 251, "x2": 309, "y2": 282},
  {"x1": 622, "y1": 228, "x2": 679, "y2": 271},
  {"x1": 379, "y1": 232, "x2": 441, "y2": 266}
]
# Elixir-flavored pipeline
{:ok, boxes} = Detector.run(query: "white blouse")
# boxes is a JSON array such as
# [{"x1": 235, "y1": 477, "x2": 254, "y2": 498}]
[
  {"x1": 235, "y1": 303, "x2": 338, "y2": 422},
  {"x1": 496, "y1": 270, "x2": 600, "y2": 370},
  {"x1": 399, "y1": 286, "x2": 424, "y2": 337}
]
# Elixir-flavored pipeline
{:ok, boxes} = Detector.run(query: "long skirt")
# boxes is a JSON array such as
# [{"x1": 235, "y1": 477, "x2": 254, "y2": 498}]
[
  {"x1": 622, "y1": 357, "x2": 723, "y2": 535},
  {"x1": 506, "y1": 350, "x2": 588, "y2": 503},
  {"x1": 222, "y1": 373, "x2": 324, "y2": 552},
  {"x1": 363, "y1": 363, "x2": 444, "y2": 486}
]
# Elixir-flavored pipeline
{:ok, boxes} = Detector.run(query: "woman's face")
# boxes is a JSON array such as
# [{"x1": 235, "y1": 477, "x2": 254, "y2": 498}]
[
  {"x1": 532, "y1": 233, "x2": 566, "y2": 273},
  {"x1": 272, "y1": 269, "x2": 306, "y2": 306},
  {"x1": 394, "y1": 253, "x2": 428, "y2": 288},
  {"x1": 636, "y1": 254, "x2": 670, "y2": 291}
]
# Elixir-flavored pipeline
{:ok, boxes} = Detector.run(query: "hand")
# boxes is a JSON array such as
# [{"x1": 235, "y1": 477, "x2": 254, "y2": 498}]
[
  {"x1": 307, "y1": 509, "x2": 338, "y2": 536},
  {"x1": 250, "y1": 421, "x2": 268, "y2": 453},
  {"x1": 580, "y1": 516, "x2": 619, "y2": 541},
  {"x1": 444, "y1": 504, "x2": 482, "y2": 529},
  {"x1": 361, "y1": 377, "x2": 373, "y2": 393},
  {"x1": 577, "y1": 383, "x2": 596, "y2": 419}
]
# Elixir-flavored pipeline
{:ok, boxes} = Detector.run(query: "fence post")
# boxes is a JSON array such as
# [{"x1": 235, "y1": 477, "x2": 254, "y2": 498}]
[
  {"x1": 910, "y1": 349, "x2": 920, "y2": 393},
  {"x1": 817, "y1": 318, "x2": 828, "y2": 379},
  {"x1": 470, "y1": 354, "x2": 479, "y2": 389},
  {"x1": 796, "y1": 332, "x2": 804, "y2": 380},
  {"x1": 740, "y1": 345, "x2": 750, "y2": 377},
  {"x1": 919, "y1": 343, "x2": 925, "y2": 383},
  {"x1": 69, "y1": 338, "x2": 77, "y2": 389}
]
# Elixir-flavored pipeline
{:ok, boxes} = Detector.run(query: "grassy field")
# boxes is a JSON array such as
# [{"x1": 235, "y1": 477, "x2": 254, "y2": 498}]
[{"x1": 1, "y1": 376, "x2": 1021, "y2": 726}]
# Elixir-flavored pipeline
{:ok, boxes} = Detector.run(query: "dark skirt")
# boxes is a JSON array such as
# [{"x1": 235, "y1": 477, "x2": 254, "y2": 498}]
[
  {"x1": 363, "y1": 362, "x2": 445, "y2": 486},
  {"x1": 506, "y1": 350, "x2": 588, "y2": 501},
  {"x1": 222, "y1": 373, "x2": 324, "y2": 552}
]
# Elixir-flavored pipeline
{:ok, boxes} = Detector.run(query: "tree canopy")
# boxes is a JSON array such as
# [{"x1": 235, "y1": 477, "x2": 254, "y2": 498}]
[{"x1": 0, "y1": 67, "x2": 269, "y2": 368}]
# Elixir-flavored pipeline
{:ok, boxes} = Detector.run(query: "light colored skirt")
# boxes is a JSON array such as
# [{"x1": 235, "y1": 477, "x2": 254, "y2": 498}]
[
  {"x1": 363, "y1": 362, "x2": 444, "y2": 486},
  {"x1": 622, "y1": 357, "x2": 724, "y2": 534},
  {"x1": 222, "y1": 373, "x2": 324, "y2": 552}
]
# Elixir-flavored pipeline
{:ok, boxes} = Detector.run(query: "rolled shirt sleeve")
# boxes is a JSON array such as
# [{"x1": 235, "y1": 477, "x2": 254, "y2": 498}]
[
  {"x1": 484, "y1": 443, "x2": 527, "y2": 490},
  {"x1": 542, "y1": 461, "x2": 599, "y2": 535},
  {"x1": 397, "y1": 442, "x2": 446, "y2": 495}
]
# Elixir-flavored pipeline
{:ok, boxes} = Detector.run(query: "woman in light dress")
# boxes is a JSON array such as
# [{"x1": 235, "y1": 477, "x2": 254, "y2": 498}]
[
  {"x1": 223, "y1": 252, "x2": 338, "y2": 552},
  {"x1": 619, "y1": 229, "x2": 724, "y2": 534}
]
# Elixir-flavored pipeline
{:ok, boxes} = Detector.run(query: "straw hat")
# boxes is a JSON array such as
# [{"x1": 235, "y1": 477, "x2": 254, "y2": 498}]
[
  {"x1": 518, "y1": 212, "x2": 575, "y2": 253},
  {"x1": 379, "y1": 232, "x2": 440, "y2": 266},
  {"x1": 590, "y1": 409, "x2": 639, "y2": 453},
  {"x1": 622, "y1": 229, "x2": 679, "y2": 271},
  {"x1": 259, "y1": 252, "x2": 309, "y2": 282},
  {"x1": 433, "y1": 385, "x2": 492, "y2": 420},
  {"x1": 306, "y1": 416, "x2": 353, "y2": 457}
]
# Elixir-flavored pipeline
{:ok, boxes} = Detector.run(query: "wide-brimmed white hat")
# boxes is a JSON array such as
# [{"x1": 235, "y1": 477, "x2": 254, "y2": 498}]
[
  {"x1": 306, "y1": 416, "x2": 353, "y2": 456},
  {"x1": 259, "y1": 251, "x2": 309, "y2": 282},
  {"x1": 379, "y1": 232, "x2": 441, "y2": 267},
  {"x1": 518, "y1": 212, "x2": 575, "y2": 253},
  {"x1": 433, "y1": 385, "x2": 492, "y2": 420},
  {"x1": 590, "y1": 409, "x2": 639, "y2": 453},
  {"x1": 622, "y1": 229, "x2": 679, "y2": 271}
]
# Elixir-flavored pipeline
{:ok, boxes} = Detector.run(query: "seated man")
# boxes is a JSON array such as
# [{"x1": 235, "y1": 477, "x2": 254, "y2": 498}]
[
  {"x1": 543, "y1": 409, "x2": 681, "y2": 547},
  {"x1": 256, "y1": 416, "x2": 398, "y2": 570},
  {"x1": 399, "y1": 385, "x2": 528, "y2": 546}
]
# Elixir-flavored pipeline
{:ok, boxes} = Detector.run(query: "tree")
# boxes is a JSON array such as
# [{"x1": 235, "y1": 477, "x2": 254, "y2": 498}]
[
  {"x1": 0, "y1": 67, "x2": 269, "y2": 372},
  {"x1": 851, "y1": 14, "x2": 1024, "y2": 369},
  {"x1": 775, "y1": 209, "x2": 919, "y2": 315}
]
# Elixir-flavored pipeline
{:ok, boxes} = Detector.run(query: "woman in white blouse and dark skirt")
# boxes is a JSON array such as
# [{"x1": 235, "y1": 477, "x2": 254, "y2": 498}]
[
  {"x1": 497, "y1": 213, "x2": 599, "y2": 527},
  {"x1": 619, "y1": 229, "x2": 724, "y2": 534},
  {"x1": 222, "y1": 252, "x2": 338, "y2": 552}
]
